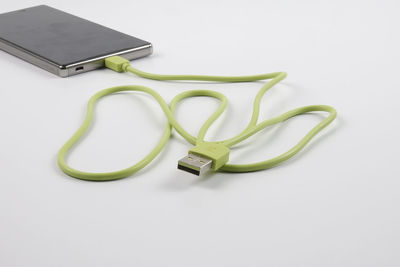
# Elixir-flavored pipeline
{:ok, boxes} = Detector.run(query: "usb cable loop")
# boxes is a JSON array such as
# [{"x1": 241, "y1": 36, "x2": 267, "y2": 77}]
[
  {"x1": 170, "y1": 79, "x2": 336, "y2": 175},
  {"x1": 57, "y1": 56, "x2": 336, "y2": 181}
]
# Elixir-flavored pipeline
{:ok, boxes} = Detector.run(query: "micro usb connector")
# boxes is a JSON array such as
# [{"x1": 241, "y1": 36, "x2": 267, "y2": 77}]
[{"x1": 177, "y1": 143, "x2": 230, "y2": 176}]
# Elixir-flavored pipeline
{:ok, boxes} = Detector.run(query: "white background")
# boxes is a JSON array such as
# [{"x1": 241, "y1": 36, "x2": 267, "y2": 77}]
[{"x1": 1, "y1": 0, "x2": 399, "y2": 266}]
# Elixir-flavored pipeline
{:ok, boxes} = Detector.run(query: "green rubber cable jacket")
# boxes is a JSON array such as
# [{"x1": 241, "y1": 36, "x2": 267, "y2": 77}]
[{"x1": 57, "y1": 64, "x2": 337, "y2": 181}]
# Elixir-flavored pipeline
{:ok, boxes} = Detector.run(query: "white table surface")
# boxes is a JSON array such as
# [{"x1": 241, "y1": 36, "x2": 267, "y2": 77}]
[{"x1": 1, "y1": 0, "x2": 399, "y2": 266}]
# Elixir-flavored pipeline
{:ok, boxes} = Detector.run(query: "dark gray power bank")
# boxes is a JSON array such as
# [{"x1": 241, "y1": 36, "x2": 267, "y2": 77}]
[{"x1": 0, "y1": 5, "x2": 152, "y2": 77}]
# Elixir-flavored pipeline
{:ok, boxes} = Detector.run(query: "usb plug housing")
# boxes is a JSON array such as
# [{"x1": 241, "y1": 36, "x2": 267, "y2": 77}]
[{"x1": 177, "y1": 143, "x2": 230, "y2": 175}]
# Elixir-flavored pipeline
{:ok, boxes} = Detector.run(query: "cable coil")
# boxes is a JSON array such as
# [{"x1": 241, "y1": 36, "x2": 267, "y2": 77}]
[{"x1": 57, "y1": 57, "x2": 336, "y2": 181}]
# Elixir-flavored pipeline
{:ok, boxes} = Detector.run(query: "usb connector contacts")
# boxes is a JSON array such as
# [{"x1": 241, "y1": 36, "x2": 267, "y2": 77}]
[
  {"x1": 177, "y1": 143, "x2": 230, "y2": 176},
  {"x1": 178, "y1": 154, "x2": 212, "y2": 176}
]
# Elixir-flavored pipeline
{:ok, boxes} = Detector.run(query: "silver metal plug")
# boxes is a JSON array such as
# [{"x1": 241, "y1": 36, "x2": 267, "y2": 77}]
[{"x1": 177, "y1": 153, "x2": 212, "y2": 176}]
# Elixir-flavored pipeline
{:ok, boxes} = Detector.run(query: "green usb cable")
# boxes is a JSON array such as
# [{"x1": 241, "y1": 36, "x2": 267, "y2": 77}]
[{"x1": 57, "y1": 56, "x2": 337, "y2": 181}]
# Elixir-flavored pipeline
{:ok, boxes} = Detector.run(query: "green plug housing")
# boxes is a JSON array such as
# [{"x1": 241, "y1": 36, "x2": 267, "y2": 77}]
[
  {"x1": 105, "y1": 56, "x2": 130, "y2": 72},
  {"x1": 189, "y1": 142, "x2": 230, "y2": 171}
]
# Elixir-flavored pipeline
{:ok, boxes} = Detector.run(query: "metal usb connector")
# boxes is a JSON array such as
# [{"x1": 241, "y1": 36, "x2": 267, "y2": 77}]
[
  {"x1": 177, "y1": 143, "x2": 230, "y2": 176},
  {"x1": 177, "y1": 153, "x2": 212, "y2": 176}
]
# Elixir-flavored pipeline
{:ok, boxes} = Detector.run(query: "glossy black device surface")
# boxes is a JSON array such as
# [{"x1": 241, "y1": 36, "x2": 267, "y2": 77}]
[{"x1": 0, "y1": 5, "x2": 152, "y2": 76}]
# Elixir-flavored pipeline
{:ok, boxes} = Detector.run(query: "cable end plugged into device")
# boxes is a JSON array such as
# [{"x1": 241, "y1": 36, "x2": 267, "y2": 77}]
[
  {"x1": 105, "y1": 56, "x2": 130, "y2": 72},
  {"x1": 177, "y1": 143, "x2": 230, "y2": 176}
]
